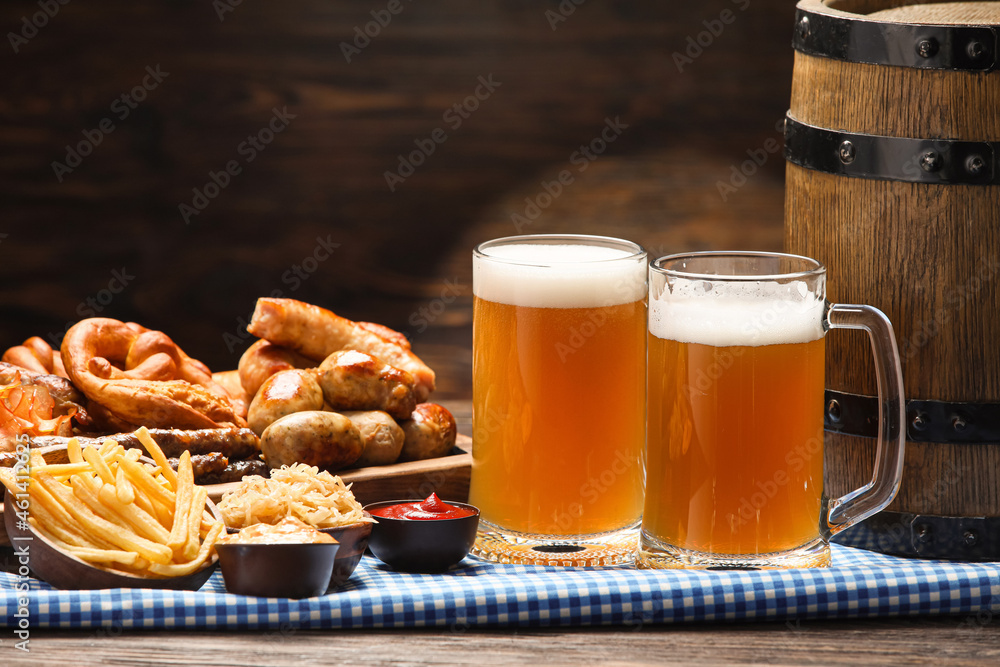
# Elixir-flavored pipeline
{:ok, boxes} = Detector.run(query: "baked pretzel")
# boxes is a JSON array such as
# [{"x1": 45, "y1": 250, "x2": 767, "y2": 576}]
[
  {"x1": 3, "y1": 336, "x2": 69, "y2": 377},
  {"x1": 61, "y1": 318, "x2": 246, "y2": 430}
]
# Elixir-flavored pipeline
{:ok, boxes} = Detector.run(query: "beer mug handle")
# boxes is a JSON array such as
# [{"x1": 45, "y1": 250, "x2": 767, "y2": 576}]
[{"x1": 823, "y1": 303, "x2": 906, "y2": 535}]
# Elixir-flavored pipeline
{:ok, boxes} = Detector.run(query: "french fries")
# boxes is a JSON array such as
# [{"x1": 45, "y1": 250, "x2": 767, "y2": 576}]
[{"x1": 0, "y1": 426, "x2": 223, "y2": 579}]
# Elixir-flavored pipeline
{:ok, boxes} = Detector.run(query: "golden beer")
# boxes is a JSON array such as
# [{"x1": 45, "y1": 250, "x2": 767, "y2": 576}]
[
  {"x1": 470, "y1": 236, "x2": 646, "y2": 565},
  {"x1": 644, "y1": 334, "x2": 826, "y2": 556}
]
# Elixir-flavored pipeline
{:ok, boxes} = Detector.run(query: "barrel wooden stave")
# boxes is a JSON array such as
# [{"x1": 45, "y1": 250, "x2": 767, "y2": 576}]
[
  {"x1": 789, "y1": 52, "x2": 1000, "y2": 141},
  {"x1": 785, "y1": 163, "x2": 1000, "y2": 401},
  {"x1": 825, "y1": 434, "x2": 1000, "y2": 516}
]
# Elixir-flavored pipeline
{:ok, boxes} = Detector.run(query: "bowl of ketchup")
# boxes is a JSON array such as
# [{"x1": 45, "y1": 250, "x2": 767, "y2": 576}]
[{"x1": 364, "y1": 494, "x2": 479, "y2": 573}]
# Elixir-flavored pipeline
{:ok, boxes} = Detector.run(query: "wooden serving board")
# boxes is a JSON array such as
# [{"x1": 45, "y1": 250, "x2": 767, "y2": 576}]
[{"x1": 206, "y1": 433, "x2": 472, "y2": 506}]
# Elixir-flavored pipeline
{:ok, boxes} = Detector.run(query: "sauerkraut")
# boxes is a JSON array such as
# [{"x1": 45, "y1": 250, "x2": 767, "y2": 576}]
[{"x1": 218, "y1": 463, "x2": 373, "y2": 529}]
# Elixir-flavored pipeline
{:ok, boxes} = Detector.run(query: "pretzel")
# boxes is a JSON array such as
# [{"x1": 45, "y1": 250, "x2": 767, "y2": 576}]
[
  {"x1": 3, "y1": 336, "x2": 68, "y2": 377},
  {"x1": 60, "y1": 318, "x2": 246, "y2": 430}
]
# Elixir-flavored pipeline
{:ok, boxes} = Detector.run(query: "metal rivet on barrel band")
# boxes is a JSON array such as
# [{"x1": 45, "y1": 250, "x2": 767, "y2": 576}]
[
  {"x1": 916, "y1": 38, "x2": 939, "y2": 59},
  {"x1": 952, "y1": 416, "x2": 968, "y2": 433},
  {"x1": 827, "y1": 399, "x2": 842, "y2": 423},
  {"x1": 916, "y1": 524, "x2": 933, "y2": 543},
  {"x1": 797, "y1": 15, "x2": 810, "y2": 40},
  {"x1": 912, "y1": 412, "x2": 928, "y2": 431},
  {"x1": 964, "y1": 530, "x2": 979, "y2": 547},
  {"x1": 838, "y1": 140, "x2": 855, "y2": 164},
  {"x1": 966, "y1": 155, "x2": 986, "y2": 176},
  {"x1": 919, "y1": 151, "x2": 943, "y2": 172},
  {"x1": 967, "y1": 40, "x2": 987, "y2": 60}
]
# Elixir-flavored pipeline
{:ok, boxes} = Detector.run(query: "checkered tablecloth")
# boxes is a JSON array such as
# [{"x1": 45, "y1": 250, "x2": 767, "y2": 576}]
[{"x1": 1, "y1": 544, "x2": 998, "y2": 630}]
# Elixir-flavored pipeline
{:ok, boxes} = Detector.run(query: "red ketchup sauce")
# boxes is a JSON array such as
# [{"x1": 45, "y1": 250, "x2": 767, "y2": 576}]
[{"x1": 369, "y1": 493, "x2": 476, "y2": 520}]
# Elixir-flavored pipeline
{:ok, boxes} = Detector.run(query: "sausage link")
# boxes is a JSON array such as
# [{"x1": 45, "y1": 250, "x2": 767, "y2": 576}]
[
  {"x1": 318, "y1": 350, "x2": 416, "y2": 419},
  {"x1": 30, "y1": 428, "x2": 261, "y2": 460},
  {"x1": 247, "y1": 369, "x2": 324, "y2": 435},
  {"x1": 196, "y1": 458, "x2": 270, "y2": 485},
  {"x1": 341, "y1": 410, "x2": 405, "y2": 467},
  {"x1": 238, "y1": 339, "x2": 315, "y2": 398},
  {"x1": 168, "y1": 451, "x2": 229, "y2": 478},
  {"x1": 260, "y1": 410, "x2": 363, "y2": 470},
  {"x1": 397, "y1": 403, "x2": 457, "y2": 462}
]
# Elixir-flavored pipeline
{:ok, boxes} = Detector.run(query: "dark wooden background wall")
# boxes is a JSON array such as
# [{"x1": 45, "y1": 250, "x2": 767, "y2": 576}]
[{"x1": 0, "y1": 0, "x2": 795, "y2": 399}]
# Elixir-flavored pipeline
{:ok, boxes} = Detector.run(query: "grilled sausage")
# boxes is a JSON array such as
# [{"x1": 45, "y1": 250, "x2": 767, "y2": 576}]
[
  {"x1": 195, "y1": 458, "x2": 270, "y2": 485},
  {"x1": 238, "y1": 339, "x2": 315, "y2": 399},
  {"x1": 247, "y1": 297, "x2": 435, "y2": 400},
  {"x1": 342, "y1": 410, "x2": 405, "y2": 467},
  {"x1": 397, "y1": 403, "x2": 457, "y2": 462},
  {"x1": 0, "y1": 448, "x2": 218, "y2": 476},
  {"x1": 357, "y1": 322, "x2": 411, "y2": 350},
  {"x1": 260, "y1": 410, "x2": 363, "y2": 470},
  {"x1": 317, "y1": 350, "x2": 416, "y2": 419},
  {"x1": 30, "y1": 427, "x2": 261, "y2": 460},
  {"x1": 168, "y1": 452, "x2": 229, "y2": 478},
  {"x1": 30, "y1": 375, "x2": 86, "y2": 416},
  {"x1": 247, "y1": 369, "x2": 325, "y2": 436}
]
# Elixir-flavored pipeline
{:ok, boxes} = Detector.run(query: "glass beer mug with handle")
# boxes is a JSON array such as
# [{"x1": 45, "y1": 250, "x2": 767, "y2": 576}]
[
  {"x1": 639, "y1": 251, "x2": 905, "y2": 569},
  {"x1": 469, "y1": 234, "x2": 647, "y2": 566}
]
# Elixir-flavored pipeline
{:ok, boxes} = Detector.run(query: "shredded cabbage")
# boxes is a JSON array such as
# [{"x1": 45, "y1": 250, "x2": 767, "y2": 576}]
[{"x1": 218, "y1": 463, "x2": 372, "y2": 529}]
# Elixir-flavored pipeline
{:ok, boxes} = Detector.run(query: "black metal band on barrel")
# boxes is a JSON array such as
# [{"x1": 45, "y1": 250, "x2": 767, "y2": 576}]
[
  {"x1": 792, "y1": 8, "x2": 998, "y2": 71},
  {"x1": 824, "y1": 389, "x2": 1000, "y2": 445},
  {"x1": 832, "y1": 511, "x2": 1000, "y2": 561},
  {"x1": 784, "y1": 116, "x2": 1000, "y2": 186}
]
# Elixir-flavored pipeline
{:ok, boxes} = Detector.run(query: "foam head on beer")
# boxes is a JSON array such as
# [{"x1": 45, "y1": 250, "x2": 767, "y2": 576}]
[
  {"x1": 474, "y1": 243, "x2": 646, "y2": 308},
  {"x1": 649, "y1": 278, "x2": 825, "y2": 346}
]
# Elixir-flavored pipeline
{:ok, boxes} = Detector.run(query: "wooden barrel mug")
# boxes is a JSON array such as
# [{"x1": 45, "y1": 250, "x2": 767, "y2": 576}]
[{"x1": 784, "y1": 0, "x2": 1000, "y2": 559}]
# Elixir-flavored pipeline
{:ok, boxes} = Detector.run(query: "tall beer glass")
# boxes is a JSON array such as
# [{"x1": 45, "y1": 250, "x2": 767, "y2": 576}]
[
  {"x1": 640, "y1": 252, "x2": 905, "y2": 569},
  {"x1": 469, "y1": 234, "x2": 646, "y2": 566}
]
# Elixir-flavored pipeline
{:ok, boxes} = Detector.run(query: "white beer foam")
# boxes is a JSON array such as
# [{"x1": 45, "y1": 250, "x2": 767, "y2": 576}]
[
  {"x1": 649, "y1": 278, "x2": 824, "y2": 346},
  {"x1": 474, "y1": 243, "x2": 646, "y2": 308}
]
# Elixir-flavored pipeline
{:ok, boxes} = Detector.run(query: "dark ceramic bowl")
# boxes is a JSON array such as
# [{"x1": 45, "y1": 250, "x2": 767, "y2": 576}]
[
  {"x1": 3, "y1": 486, "x2": 219, "y2": 591},
  {"x1": 224, "y1": 513, "x2": 372, "y2": 590},
  {"x1": 318, "y1": 518, "x2": 373, "y2": 589},
  {"x1": 363, "y1": 500, "x2": 479, "y2": 573},
  {"x1": 216, "y1": 542, "x2": 340, "y2": 598}
]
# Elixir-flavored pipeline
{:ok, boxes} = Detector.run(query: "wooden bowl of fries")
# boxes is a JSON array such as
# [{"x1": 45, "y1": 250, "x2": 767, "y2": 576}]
[{"x1": 0, "y1": 427, "x2": 225, "y2": 590}]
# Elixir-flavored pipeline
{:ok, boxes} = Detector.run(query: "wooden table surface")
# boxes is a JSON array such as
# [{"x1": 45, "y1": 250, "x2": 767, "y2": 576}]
[
  {"x1": 5, "y1": 401, "x2": 997, "y2": 665},
  {"x1": 13, "y1": 616, "x2": 1000, "y2": 666}
]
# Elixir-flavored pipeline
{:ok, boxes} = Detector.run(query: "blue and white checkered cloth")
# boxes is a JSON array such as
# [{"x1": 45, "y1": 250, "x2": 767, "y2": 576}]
[{"x1": 1, "y1": 544, "x2": 998, "y2": 630}]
